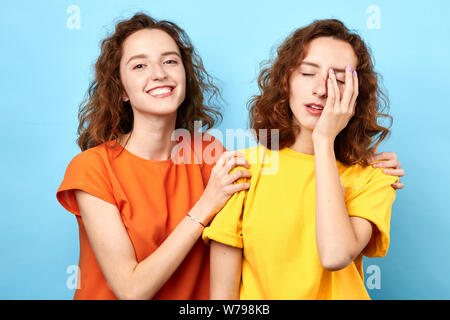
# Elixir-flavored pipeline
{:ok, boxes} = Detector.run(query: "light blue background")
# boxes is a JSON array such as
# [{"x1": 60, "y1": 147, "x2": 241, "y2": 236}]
[{"x1": 1, "y1": 0, "x2": 449, "y2": 299}]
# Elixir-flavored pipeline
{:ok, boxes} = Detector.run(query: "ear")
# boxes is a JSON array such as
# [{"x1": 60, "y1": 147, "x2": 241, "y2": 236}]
[{"x1": 123, "y1": 94, "x2": 129, "y2": 102}]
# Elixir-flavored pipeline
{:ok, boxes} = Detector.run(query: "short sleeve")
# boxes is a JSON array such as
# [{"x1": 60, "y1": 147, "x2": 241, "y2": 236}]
[
  {"x1": 56, "y1": 149, "x2": 116, "y2": 216},
  {"x1": 346, "y1": 168, "x2": 397, "y2": 258},
  {"x1": 202, "y1": 167, "x2": 247, "y2": 248}
]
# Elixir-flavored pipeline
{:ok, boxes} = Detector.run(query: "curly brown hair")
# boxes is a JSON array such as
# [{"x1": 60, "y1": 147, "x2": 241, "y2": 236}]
[
  {"x1": 249, "y1": 19, "x2": 391, "y2": 166},
  {"x1": 77, "y1": 13, "x2": 222, "y2": 151}
]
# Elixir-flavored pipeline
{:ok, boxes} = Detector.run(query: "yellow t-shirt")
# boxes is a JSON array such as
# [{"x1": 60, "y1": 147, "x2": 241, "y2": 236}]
[{"x1": 202, "y1": 146, "x2": 397, "y2": 300}]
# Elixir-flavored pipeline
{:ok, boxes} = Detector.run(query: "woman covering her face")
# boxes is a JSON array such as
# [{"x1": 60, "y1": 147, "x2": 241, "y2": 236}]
[
  {"x1": 56, "y1": 13, "x2": 251, "y2": 300},
  {"x1": 204, "y1": 19, "x2": 404, "y2": 300}
]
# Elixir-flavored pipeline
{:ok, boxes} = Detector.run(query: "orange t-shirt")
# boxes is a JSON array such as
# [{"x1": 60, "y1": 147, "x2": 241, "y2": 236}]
[{"x1": 56, "y1": 133, "x2": 224, "y2": 299}]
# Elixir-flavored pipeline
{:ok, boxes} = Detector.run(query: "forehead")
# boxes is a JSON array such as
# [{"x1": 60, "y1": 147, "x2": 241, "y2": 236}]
[
  {"x1": 121, "y1": 28, "x2": 180, "y2": 58},
  {"x1": 301, "y1": 37, "x2": 357, "y2": 68}
]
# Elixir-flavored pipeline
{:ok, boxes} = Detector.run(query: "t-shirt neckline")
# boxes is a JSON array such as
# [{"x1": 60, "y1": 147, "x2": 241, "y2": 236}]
[
  {"x1": 110, "y1": 140, "x2": 174, "y2": 165},
  {"x1": 280, "y1": 147, "x2": 315, "y2": 161}
]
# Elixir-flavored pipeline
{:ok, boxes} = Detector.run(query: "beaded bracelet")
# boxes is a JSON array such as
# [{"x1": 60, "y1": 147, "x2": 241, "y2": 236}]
[{"x1": 186, "y1": 213, "x2": 206, "y2": 228}]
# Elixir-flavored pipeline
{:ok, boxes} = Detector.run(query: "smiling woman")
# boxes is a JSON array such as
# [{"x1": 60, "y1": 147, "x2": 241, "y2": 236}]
[
  {"x1": 56, "y1": 13, "x2": 251, "y2": 300},
  {"x1": 119, "y1": 29, "x2": 186, "y2": 119},
  {"x1": 76, "y1": 14, "x2": 222, "y2": 151}
]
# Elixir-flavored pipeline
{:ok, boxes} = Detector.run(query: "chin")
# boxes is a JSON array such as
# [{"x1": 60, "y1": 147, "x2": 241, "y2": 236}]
[
  {"x1": 153, "y1": 108, "x2": 180, "y2": 117},
  {"x1": 135, "y1": 105, "x2": 179, "y2": 117},
  {"x1": 297, "y1": 118, "x2": 318, "y2": 132}
]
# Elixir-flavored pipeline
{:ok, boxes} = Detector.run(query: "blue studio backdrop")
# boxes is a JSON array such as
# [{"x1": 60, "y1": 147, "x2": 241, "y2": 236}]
[{"x1": 0, "y1": 0, "x2": 449, "y2": 299}]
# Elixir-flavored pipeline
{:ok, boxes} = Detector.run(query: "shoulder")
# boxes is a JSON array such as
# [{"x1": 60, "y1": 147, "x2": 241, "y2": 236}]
[
  {"x1": 57, "y1": 143, "x2": 117, "y2": 215},
  {"x1": 339, "y1": 163, "x2": 397, "y2": 194},
  {"x1": 64, "y1": 143, "x2": 114, "y2": 176},
  {"x1": 237, "y1": 145, "x2": 273, "y2": 176},
  {"x1": 70, "y1": 143, "x2": 109, "y2": 166},
  {"x1": 239, "y1": 145, "x2": 267, "y2": 161}
]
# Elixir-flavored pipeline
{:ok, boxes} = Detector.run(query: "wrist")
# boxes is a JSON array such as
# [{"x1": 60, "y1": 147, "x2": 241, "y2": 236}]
[
  {"x1": 312, "y1": 135, "x2": 335, "y2": 149},
  {"x1": 192, "y1": 197, "x2": 214, "y2": 226},
  {"x1": 186, "y1": 213, "x2": 206, "y2": 228}
]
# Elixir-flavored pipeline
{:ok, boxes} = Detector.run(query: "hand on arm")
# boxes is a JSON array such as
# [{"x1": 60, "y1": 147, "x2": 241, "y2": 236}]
[
  {"x1": 75, "y1": 151, "x2": 251, "y2": 300},
  {"x1": 368, "y1": 150, "x2": 405, "y2": 190},
  {"x1": 196, "y1": 151, "x2": 251, "y2": 222},
  {"x1": 312, "y1": 66, "x2": 373, "y2": 271}
]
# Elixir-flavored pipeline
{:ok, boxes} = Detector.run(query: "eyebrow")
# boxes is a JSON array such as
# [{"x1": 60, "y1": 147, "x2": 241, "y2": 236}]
[
  {"x1": 126, "y1": 51, "x2": 181, "y2": 65},
  {"x1": 301, "y1": 61, "x2": 346, "y2": 73}
]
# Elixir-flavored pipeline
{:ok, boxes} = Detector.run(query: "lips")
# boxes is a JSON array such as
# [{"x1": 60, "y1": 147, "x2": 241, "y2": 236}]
[
  {"x1": 146, "y1": 86, "x2": 175, "y2": 98},
  {"x1": 305, "y1": 103, "x2": 324, "y2": 115}
]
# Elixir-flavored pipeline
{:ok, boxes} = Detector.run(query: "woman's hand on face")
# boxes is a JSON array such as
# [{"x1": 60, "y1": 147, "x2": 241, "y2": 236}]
[
  {"x1": 312, "y1": 66, "x2": 359, "y2": 143},
  {"x1": 197, "y1": 151, "x2": 251, "y2": 223},
  {"x1": 368, "y1": 150, "x2": 405, "y2": 190}
]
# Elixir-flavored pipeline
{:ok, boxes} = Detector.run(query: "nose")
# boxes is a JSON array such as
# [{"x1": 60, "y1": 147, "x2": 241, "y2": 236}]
[
  {"x1": 150, "y1": 63, "x2": 168, "y2": 81},
  {"x1": 312, "y1": 73, "x2": 328, "y2": 97}
]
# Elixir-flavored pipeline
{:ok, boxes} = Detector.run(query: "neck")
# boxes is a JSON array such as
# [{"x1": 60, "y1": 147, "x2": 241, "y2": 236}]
[
  {"x1": 121, "y1": 111, "x2": 178, "y2": 161},
  {"x1": 289, "y1": 127, "x2": 315, "y2": 155}
]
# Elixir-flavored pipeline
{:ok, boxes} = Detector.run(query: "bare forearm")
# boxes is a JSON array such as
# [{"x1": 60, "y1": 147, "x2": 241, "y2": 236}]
[
  {"x1": 210, "y1": 241, "x2": 242, "y2": 300},
  {"x1": 314, "y1": 139, "x2": 358, "y2": 270},
  {"x1": 123, "y1": 202, "x2": 210, "y2": 299}
]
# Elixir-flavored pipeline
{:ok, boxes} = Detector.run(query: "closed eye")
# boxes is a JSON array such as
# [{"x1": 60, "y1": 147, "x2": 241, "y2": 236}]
[
  {"x1": 164, "y1": 59, "x2": 178, "y2": 65},
  {"x1": 302, "y1": 73, "x2": 314, "y2": 76}
]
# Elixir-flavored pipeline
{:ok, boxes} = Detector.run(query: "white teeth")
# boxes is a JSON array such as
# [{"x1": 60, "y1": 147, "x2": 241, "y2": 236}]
[
  {"x1": 308, "y1": 105, "x2": 323, "y2": 110},
  {"x1": 148, "y1": 87, "x2": 172, "y2": 96}
]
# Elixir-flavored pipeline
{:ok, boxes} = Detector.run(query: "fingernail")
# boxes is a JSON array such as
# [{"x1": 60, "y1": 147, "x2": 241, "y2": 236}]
[
  {"x1": 329, "y1": 68, "x2": 334, "y2": 74},
  {"x1": 353, "y1": 70, "x2": 357, "y2": 77},
  {"x1": 347, "y1": 65, "x2": 352, "y2": 71}
]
